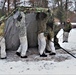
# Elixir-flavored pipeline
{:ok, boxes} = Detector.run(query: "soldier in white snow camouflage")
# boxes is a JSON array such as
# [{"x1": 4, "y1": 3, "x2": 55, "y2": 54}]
[
  {"x1": 0, "y1": 21, "x2": 6, "y2": 59},
  {"x1": 13, "y1": 11, "x2": 28, "y2": 58}
]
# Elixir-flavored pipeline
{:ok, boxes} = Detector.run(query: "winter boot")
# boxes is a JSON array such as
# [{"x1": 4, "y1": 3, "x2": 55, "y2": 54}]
[{"x1": 40, "y1": 52, "x2": 47, "y2": 57}]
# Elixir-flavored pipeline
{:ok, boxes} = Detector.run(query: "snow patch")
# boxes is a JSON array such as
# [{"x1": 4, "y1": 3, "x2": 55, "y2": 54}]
[{"x1": 0, "y1": 58, "x2": 76, "y2": 74}]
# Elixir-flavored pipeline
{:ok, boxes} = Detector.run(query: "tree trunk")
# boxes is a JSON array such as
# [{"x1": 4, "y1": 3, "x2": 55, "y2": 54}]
[
  {"x1": 7, "y1": 0, "x2": 9, "y2": 13},
  {"x1": 14, "y1": 0, "x2": 16, "y2": 9},
  {"x1": 65, "y1": 0, "x2": 68, "y2": 20}
]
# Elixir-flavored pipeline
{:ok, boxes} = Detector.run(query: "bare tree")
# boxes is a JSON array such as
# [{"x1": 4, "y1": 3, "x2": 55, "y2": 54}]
[
  {"x1": 53, "y1": 0, "x2": 73, "y2": 24},
  {"x1": 29, "y1": 0, "x2": 48, "y2": 7}
]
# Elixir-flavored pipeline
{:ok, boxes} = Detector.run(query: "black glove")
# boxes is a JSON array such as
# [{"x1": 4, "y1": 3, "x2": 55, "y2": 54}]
[
  {"x1": 17, "y1": 14, "x2": 22, "y2": 21},
  {"x1": 47, "y1": 22, "x2": 53, "y2": 30}
]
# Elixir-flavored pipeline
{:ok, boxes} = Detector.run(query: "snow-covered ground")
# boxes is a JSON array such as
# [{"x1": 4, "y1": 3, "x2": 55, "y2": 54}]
[
  {"x1": 57, "y1": 28, "x2": 76, "y2": 50},
  {"x1": 0, "y1": 58, "x2": 76, "y2": 74},
  {"x1": 0, "y1": 29, "x2": 76, "y2": 75}
]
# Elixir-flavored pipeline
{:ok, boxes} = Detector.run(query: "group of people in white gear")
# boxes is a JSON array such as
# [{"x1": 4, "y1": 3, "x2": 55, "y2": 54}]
[
  {"x1": 13, "y1": 9, "x2": 56, "y2": 58},
  {"x1": 0, "y1": 0, "x2": 72, "y2": 59},
  {"x1": 0, "y1": 10, "x2": 56, "y2": 59}
]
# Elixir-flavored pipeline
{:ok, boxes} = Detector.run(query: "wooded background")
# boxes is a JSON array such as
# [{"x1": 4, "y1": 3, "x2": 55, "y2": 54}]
[{"x1": 0, "y1": 0, "x2": 76, "y2": 23}]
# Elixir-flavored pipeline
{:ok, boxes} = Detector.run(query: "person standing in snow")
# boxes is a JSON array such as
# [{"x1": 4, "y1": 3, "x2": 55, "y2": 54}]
[
  {"x1": 63, "y1": 19, "x2": 72, "y2": 43},
  {"x1": 0, "y1": 0, "x2": 6, "y2": 59},
  {"x1": 0, "y1": 21, "x2": 6, "y2": 59},
  {"x1": 13, "y1": 10, "x2": 28, "y2": 58},
  {"x1": 36, "y1": 12, "x2": 48, "y2": 57},
  {"x1": 45, "y1": 9, "x2": 56, "y2": 55}
]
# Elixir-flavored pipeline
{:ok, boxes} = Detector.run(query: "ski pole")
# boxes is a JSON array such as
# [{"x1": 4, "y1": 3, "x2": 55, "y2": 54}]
[{"x1": 60, "y1": 46, "x2": 76, "y2": 59}]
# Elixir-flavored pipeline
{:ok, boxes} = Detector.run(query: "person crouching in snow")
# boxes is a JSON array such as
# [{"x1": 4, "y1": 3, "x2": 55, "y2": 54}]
[
  {"x1": 13, "y1": 10, "x2": 28, "y2": 58},
  {"x1": 36, "y1": 12, "x2": 48, "y2": 57},
  {"x1": 63, "y1": 19, "x2": 72, "y2": 43},
  {"x1": 0, "y1": 21, "x2": 6, "y2": 59},
  {"x1": 45, "y1": 10, "x2": 56, "y2": 55}
]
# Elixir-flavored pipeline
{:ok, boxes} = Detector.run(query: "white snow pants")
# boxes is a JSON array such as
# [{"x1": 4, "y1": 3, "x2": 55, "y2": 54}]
[
  {"x1": 38, "y1": 33, "x2": 46, "y2": 55},
  {"x1": 63, "y1": 32, "x2": 69, "y2": 42},
  {"x1": 46, "y1": 39, "x2": 56, "y2": 53},
  {"x1": 16, "y1": 36, "x2": 28, "y2": 57},
  {"x1": 0, "y1": 36, "x2": 6, "y2": 58}
]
